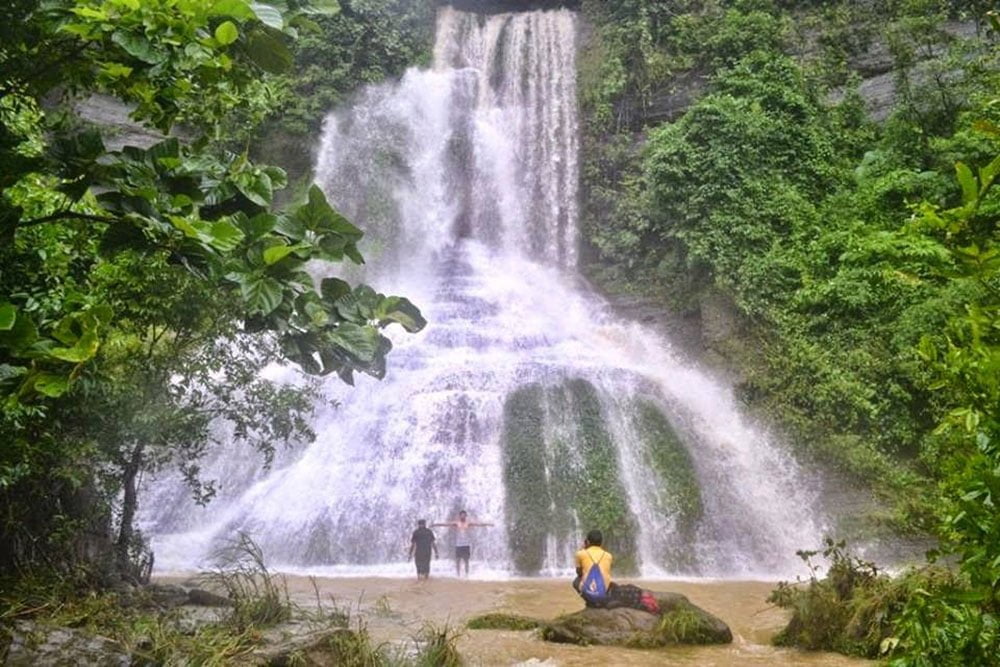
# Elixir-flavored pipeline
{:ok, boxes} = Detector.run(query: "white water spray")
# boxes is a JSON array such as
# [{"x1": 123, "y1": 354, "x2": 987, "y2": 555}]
[{"x1": 142, "y1": 6, "x2": 826, "y2": 578}]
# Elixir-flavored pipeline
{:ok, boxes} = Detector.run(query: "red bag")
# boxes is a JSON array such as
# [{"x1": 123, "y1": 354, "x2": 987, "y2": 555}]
[{"x1": 638, "y1": 591, "x2": 660, "y2": 615}]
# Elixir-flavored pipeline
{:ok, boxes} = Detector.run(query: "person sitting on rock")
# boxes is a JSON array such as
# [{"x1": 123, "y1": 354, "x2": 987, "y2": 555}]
[{"x1": 573, "y1": 529, "x2": 613, "y2": 608}]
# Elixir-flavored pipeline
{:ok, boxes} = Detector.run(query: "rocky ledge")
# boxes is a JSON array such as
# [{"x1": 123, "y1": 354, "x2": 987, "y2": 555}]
[
  {"x1": 541, "y1": 591, "x2": 733, "y2": 648},
  {"x1": 440, "y1": 0, "x2": 580, "y2": 13}
]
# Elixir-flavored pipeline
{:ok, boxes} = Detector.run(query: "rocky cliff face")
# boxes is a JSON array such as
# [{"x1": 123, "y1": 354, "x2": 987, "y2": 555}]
[
  {"x1": 73, "y1": 94, "x2": 189, "y2": 151},
  {"x1": 819, "y1": 20, "x2": 978, "y2": 121},
  {"x1": 640, "y1": 20, "x2": 979, "y2": 126}
]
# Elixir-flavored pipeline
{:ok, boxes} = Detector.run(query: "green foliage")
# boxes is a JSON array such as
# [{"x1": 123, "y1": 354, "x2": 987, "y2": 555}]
[
  {"x1": 885, "y1": 132, "x2": 1000, "y2": 666},
  {"x1": 581, "y1": 0, "x2": 1000, "y2": 524},
  {"x1": 409, "y1": 623, "x2": 463, "y2": 667},
  {"x1": 0, "y1": 0, "x2": 425, "y2": 580},
  {"x1": 209, "y1": 533, "x2": 292, "y2": 630},
  {"x1": 769, "y1": 539, "x2": 963, "y2": 659},
  {"x1": 586, "y1": 4, "x2": 999, "y2": 659},
  {"x1": 270, "y1": 0, "x2": 435, "y2": 137},
  {"x1": 621, "y1": 606, "x2": 725, "y2": 648},
  {"x1": 0, "y1": 561, "x2": 463, "y2": 666}
]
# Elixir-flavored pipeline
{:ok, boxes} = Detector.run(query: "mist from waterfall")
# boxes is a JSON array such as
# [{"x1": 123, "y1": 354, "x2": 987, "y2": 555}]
[{"x1": 140, "y1": 6, "x2": 828, "y2": 579}]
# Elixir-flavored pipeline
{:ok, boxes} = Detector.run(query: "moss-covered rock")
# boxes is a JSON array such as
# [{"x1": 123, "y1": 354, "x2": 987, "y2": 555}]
[
  {"x1": 501, "y1": 378, "x2": 639, "y2": 575},
  {"x1": 541, "y1": 591, "x2": 732, "y2": 647},
  {"x1": 634, "y1": 400, "x2": 702, "y2": 570},
  {"x1": 502, "y1": 384, "x2": 551, "y2": 575},
  {"x1": 564, "y1": 379, "x2": 638, "y2": 573},
  {"x1": 466, "y1": 613, "x2": 543, "y2": 630}
]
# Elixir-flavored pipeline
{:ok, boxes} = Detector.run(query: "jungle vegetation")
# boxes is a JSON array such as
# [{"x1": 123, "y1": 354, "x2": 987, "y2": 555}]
[
  {"x1": 0, "y1": 0, "x2": 428, "y2": 587},
  {"x1": 1, "y1": 0, "x2": 998, "y2": 664},
  {"x1": 578, "y1": 0, "x2": 998, "y2": 662}
]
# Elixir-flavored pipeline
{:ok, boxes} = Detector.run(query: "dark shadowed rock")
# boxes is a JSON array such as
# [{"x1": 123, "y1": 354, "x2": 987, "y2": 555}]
[
  {"x1": 145, "y1": 583, "x2": 190, "y2": 608},
  {"x1": 186, "y1": 588, "x2": 233, "y2": 607},
  {"x1": 541, "y1": 591, "x2": 732, "y2": 647}
]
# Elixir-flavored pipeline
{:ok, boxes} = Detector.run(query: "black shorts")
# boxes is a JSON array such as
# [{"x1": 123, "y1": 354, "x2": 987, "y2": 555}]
[
  {"x1": 415, "y1": 555, "x2": 431, "y2": 575},
  {"x1": 455, "y1": 546, "x2": 471, "y2": 561}
]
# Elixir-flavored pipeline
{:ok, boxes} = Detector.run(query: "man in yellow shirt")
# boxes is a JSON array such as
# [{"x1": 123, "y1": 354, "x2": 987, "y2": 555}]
[{"x1": 573, "y1": 530, "x2": 612, "y2": 607}]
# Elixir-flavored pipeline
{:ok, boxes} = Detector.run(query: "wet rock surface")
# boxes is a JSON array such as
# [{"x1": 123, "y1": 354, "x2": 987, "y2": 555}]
[
  {"x1": 541, "y1": 591, "x2": 733, "y2": 647},
  {"x1": 4, "y1": 621, "x2": 133, "y2": 667}
]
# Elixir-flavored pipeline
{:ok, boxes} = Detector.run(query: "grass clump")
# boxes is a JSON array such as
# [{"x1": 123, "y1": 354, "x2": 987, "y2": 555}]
[
  {"x1": 409, "y1": 623, "x2": 463, "y2": 667},
  {"x1": 322, "y1": 626, "x2": 389, "y2": 666},
  {"x1": 208, "y1": 532, "x2": 291, "y2": 630},
  {"x1": 466, "y1": 612, "x2": 542, "y2": 631},
  {"x1": 656, "y1": 608, "x2": 719, "y2": 645}
]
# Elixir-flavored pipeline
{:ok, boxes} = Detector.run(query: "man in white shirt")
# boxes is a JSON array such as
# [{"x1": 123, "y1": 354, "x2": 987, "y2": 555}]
[{"x1": 433, "y1": 510, "x2": 492, "y2": 576}]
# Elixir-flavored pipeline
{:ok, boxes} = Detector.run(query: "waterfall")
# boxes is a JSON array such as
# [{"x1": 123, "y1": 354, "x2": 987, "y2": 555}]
[{"x1": 141, "y1": 6, "x2": 827, "y2": 578}]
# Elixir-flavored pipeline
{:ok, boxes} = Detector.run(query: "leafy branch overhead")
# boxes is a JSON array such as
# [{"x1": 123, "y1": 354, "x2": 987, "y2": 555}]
[{"x1": 1, "y1": 0, "x2": 424, "y2": 402}]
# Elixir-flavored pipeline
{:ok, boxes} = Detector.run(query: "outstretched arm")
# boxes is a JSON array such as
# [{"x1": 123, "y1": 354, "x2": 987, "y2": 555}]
[
  {"x1": 470, "y1": 522, "x2": 493, "y2": 527},
  {"x1": 431, "y1": 521, "x2": 456, "y2": 527}
]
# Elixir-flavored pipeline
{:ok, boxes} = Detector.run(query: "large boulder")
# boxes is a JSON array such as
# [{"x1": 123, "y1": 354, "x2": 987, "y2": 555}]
[{"x1": 541, "y1": 592, "x2": 732, "y2": 648}]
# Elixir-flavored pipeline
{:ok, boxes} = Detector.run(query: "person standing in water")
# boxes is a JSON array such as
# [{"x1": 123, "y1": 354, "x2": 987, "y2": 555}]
[
  {"x1": 433, "y1": 510, "x2": 492, "y2": 577},
  {"x1": 408, "y1": 519, "x2": 438, "y2": 581}
]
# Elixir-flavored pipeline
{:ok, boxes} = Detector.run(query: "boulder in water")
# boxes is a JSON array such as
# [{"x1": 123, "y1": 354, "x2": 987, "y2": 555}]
[{"x1": 541, "y1": 592, "x2": 732, "y2": 647}]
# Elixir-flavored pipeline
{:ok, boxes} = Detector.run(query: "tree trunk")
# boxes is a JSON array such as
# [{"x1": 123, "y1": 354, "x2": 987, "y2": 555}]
[{"x1": 115, "y1": 443, "x2": 144, "y2": 580}]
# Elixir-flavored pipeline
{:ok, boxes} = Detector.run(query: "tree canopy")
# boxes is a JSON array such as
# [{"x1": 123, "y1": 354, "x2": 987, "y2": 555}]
[{"x1": 1, "y1": 0, "x2": 425, "y2": 579}]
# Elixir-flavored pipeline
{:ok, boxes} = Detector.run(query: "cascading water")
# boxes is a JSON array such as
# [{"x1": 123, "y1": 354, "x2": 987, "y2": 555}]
[{"x1": 141, "y1": 6, "x2": 827, "y2": 578}]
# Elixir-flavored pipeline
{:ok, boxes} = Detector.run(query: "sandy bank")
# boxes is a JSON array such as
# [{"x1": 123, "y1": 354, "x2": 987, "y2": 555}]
[{"x1": 156, "y1": 573, "x2": 869, "y2": 666}]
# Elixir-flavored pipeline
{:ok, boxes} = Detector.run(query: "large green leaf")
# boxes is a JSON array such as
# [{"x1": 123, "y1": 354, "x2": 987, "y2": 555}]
[
  {"x1": 293, "y1": 185, "x2": 362, "y2": 238},
  {"x1": 327, "y1": 322, "x2": 381, "y2": 362},
  {"x1": 52, "y1": 314, "x2": 81, "y2": 345},
  {"x1": 208, "y1": 219, "x2": 245, "y2": 252},
  {"x1": 209, "y1": 0, "x2": 256, "y2": 20},
  {"x1": 320, "y1": 277, "x2": 351, "y2": 304},
  {"x1": 334, "y1": 286, "x2": 376, "y2": 322},
  {"x1": 274, "y1": 214, "x2": 306, "y2": 240},
  {"x1": 111, "y1": 30, "x2": 166, "y2": 64},
  {"x1": 375, "y1": 296, "x2": 427, "y2": 333},
  {"x1": 0, "y1": 312, "x2": 38, "y2": 353},
  {"x1": 0, "y1": 304, "x2": 15, "y2": 331},
  {"x1": 240, "y1": 213, "x2": 278, "y2": 240},
  {"x1": 263, "y1": 165, "x2": 287, "y2": 191},
  {"x1": 215, "y1": 20, "x2": 240, "y2": 46},
  {"x1": 263, "y1": 242, "x2": 308, "y2": 266},
  {"x1": 234, "y1": 170, "x2": 273, "y2": 206},
  {"x1": 32, "y1": 372, "x2": 71, "y2": 398},
  {"x1": 246, "y1": 28, "x2": 292, "y2": 74},
  {"x1": 49, "y1": 330, "x2": 100, "y2": 363},
  {"x1": 250, "y1": 2, "x2": 284, "y2": 29},
  {"x1": 240, "y1": 275, "x2": 284, "y2": 315}
]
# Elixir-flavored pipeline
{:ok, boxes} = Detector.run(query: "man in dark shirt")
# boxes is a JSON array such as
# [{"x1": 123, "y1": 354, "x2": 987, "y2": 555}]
[{"x1": 408, "y1": 519, "x2": 439, "y2": 580}]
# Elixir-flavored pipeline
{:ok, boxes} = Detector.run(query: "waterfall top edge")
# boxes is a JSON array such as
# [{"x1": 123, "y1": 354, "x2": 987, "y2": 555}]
[{"x1": 439, "y1": 0, "x2": 580, "y2": 14}]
